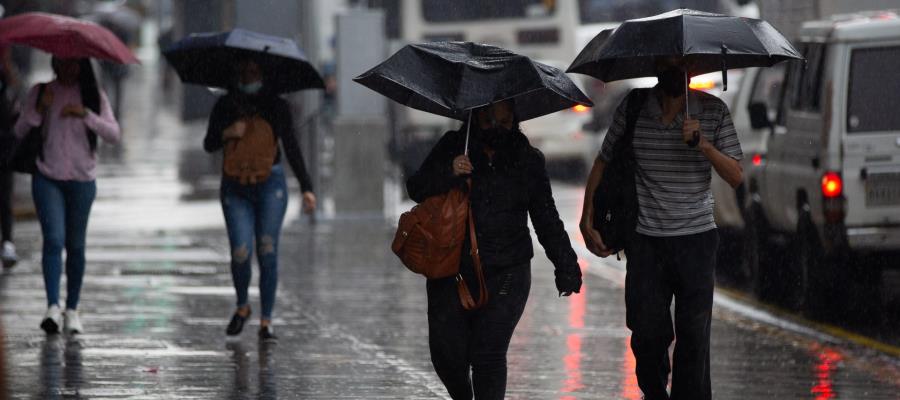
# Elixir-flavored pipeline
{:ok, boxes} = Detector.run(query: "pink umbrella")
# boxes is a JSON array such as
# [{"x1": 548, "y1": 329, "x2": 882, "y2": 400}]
[{"x1": 0, "y1": 12, "x2": 139, "y2": 64}]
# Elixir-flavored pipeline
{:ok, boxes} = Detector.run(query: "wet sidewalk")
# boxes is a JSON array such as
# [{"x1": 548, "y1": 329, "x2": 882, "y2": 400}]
[{"x1": 2, "y1": 58, "x2": 899, "y2": 399}]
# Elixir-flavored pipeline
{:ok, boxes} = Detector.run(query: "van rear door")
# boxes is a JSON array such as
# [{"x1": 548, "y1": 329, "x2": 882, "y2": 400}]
[{"x1": 841, "y1": 43, "x2": 900, "y2": 229}]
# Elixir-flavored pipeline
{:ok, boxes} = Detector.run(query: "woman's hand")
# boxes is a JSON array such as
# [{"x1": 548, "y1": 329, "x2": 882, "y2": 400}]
[
  {"x1": 302, "y1": 191, "x2": 317, "y2": 214},
  {"x1": 223, "y1": 120, "x2": 247, "y2": 140},
  {"x1": 452, "y1": 154, "x2": 473, "y2": 176},
  {"x1": 555, "y1": 268, "x2": 582, "y2": 296},
  {"x1": 61, "y1": 104, "x2": 87, "y2": 118}
]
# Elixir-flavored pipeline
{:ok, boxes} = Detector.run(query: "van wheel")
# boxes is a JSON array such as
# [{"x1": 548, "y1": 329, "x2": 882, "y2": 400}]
[{"x1": 790, "y1": 216, "x2": 831, "y2": 317}]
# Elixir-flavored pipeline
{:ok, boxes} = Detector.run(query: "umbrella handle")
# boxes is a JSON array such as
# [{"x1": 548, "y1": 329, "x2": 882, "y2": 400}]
[{"x1": 464, "y1": 110, "x2": 471, "y2": 156}]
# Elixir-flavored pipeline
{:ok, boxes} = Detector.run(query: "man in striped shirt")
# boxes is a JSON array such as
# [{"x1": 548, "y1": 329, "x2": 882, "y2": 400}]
[{"x1": 580, "y1": 57, "x2": 743, "y2": 400}]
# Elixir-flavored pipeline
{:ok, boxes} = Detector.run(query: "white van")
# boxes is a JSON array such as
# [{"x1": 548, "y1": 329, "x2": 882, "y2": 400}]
[
  {"x1": 744, "y1": 10, "x2": 900, "y2": 315},
  {"x1": 709, "y1": 65, "x2": 786, "y2": 285}
]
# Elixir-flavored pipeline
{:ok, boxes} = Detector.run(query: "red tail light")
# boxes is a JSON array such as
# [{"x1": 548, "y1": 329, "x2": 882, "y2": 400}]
[
  {"x1": 821, "y1": 172, "x2": 842, "y2": 198},
  {"x1": 752, "y1": 154, "x2": 763, "y2": 166}
]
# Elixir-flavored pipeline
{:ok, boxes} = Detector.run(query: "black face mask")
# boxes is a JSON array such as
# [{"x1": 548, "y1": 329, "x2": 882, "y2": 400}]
[
  {"x1": 656, "y1": 67, "x2": 686, "y2": 98},
  {"x1": 480, "y1": 126, "x2": 515, "y2": 150}
]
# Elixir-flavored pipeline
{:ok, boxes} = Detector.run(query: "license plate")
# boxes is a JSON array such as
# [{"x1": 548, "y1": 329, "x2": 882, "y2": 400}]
[{"x1": 866, "y1": 172, "x2": 900, "y2": 206}]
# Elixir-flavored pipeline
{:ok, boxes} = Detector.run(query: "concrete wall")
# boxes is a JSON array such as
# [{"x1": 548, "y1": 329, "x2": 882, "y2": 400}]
[{"x1": 173, "y1": 0, "x2": 230, "y2": 120}]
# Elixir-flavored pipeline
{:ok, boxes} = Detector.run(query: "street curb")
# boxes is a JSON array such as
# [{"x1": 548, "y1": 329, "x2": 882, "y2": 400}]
[{"x1": 566, "y1": 236, "x2": 900, "y2": 360}]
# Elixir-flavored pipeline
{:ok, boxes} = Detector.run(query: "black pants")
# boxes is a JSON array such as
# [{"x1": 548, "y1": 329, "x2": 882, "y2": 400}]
[
  {"x1": 0, "y1": 170, "x2": 12, "y2": 242},
  {"x1": 426, "y1": 261, "x2": 531, "y2": 400},
  {"x1": 625, "y1": 229, "x2": 718, "y2": 400}
]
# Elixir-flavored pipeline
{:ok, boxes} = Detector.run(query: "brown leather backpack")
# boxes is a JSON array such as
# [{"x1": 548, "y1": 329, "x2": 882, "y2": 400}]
[
  {"x1": 392, "y1": 181, "x2": 488, "y2": 310},
  {"x1": 223, "y1": 115, "x2": 278, "y2": 184}
]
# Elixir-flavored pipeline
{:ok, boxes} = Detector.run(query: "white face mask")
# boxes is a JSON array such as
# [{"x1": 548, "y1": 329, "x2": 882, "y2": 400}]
[{"x1": 238, "y1": 81, "x2": 263, "y2": 94}]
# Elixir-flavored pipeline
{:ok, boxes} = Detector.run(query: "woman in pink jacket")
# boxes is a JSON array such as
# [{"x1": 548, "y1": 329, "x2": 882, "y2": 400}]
[{"x1": 14, "y1": 57, "x2": 120, "y2": 335}]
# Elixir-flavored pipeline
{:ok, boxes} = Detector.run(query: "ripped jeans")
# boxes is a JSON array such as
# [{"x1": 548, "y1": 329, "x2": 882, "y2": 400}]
[{"x1": 220, "y1": 164, "x2": 288, "y2": 320}]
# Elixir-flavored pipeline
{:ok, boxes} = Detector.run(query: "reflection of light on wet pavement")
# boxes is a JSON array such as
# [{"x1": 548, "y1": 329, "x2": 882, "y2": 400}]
[
  {"x1": 166, "y1": 286, "x2": 260, "y2": 296},
  {"x1": 83, "y1": 347, "x2": 224, "y2": 357},
  {"x1": 560, "y1": 259, "x2": 588, "y2": 398},
  {"x1": 811, "y1": 347, "x2": 842, "y2": 400},
  {"x1": 621, "y1": 337, "x2": 642, "y2": 399}
]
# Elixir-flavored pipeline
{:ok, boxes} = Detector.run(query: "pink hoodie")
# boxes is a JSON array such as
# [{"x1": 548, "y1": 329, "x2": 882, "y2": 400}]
[{"x1": 14, "y1": 81, "x2": 121, "y2": 182}]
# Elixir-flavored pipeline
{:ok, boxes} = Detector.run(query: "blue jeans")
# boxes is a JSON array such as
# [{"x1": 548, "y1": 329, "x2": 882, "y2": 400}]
[
  {"x1": 32, "y1": 173, "x2": 96, "y2": 310},
  {"x1": 220, "y1": 164, "x2": 288, "y2": 320}
]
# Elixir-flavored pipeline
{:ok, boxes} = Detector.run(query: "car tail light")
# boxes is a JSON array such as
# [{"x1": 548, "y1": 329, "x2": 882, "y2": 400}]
[
  {"x1": 572, "y1": 104, "x2": 590, "y2": 113},
  {"x1": 752, "y1": 154, "x2": 764, "y2": 166},
  {"x1": 689, "y1": 77, "x2": 716, "y2": 91},
  {"x1": 822, "y1": 171, "x2": 846, "y2": 223},
  {"x1": 821, "y1": 172, "x2": 842, "y2": 198}
]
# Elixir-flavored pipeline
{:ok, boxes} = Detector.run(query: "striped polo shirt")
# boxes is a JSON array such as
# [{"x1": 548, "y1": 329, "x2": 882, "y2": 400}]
[{"x1": 599, "y1": 87, "x2": 742, "y2": 237}]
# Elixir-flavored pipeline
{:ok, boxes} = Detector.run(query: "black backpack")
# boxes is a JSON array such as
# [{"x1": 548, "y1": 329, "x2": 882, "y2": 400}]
[
  {"x1": 591, "y1": 88, "x2": 649, "y2": 255},
  {"x1": 2, "y1": 84, "x2": 47, "y2": 174}
]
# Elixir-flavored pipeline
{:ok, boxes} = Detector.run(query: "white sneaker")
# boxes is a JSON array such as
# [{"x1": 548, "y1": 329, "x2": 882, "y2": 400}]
[
  {"x1": 0, "y1": 241, "x2": 16, "y2": 268},
  {"x1": 64, "y1": 309, "x2": 84, "y2": 335},
  {"x1": 41, "y1": 305, "x2": 62, "y2": 334}
]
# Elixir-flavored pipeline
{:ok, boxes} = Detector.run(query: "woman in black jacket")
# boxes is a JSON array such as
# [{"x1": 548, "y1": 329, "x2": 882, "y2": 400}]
[
  {"x1": 407, "y1": 100, "x2": 582, "y2": 399},
  {"x1": 204, "y1": 58, "x2": 316, "y2": 341}
]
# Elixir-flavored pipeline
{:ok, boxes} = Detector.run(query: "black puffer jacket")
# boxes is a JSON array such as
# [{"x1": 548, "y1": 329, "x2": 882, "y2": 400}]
[{"x1": 407, "y1": 128, "x2": 581, "y2": 292}]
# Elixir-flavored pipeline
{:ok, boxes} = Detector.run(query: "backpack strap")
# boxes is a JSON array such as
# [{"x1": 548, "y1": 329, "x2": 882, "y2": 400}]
[
  {"x1": 623, "y1": 88, "x2": 649, "y2": 144},
  {"x1": 456, "y1": 179, "x2": 488, "y2": 310}
]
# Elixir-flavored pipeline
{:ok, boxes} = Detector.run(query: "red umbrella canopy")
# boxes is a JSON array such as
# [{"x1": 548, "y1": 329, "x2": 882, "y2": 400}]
[{"x1": 0, "y1": 12, "x2": 138, "y2": 64}]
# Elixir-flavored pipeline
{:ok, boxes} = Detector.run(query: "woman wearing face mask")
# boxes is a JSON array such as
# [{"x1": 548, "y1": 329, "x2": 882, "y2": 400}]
[
  {"x1": 204, "y1": 58, "x2": 317, "y2": 341},
  {"x1": 13, "y1": 57, "x2": 121, "y2": 334},
  {"x1": 407, "y1": 100, "x2": 582, "y2": 399}
]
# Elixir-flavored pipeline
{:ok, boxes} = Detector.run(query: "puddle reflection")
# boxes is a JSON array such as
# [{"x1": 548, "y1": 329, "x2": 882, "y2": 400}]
[
  {"x1": 40, "y1": 336, "x2": 84, "y2": 399},
  {"x1": 812, "y1": 347, "x2": 842, "y2": 400},
  {"x1": 560, "y1": 259, "x2": 588, "y2": 399},
  {"x1": 621, "y1": 336, "x2": 641, "y2": 399},
  {"x1": 227, "y1": 341, "x2": 277, "y2": 399}
]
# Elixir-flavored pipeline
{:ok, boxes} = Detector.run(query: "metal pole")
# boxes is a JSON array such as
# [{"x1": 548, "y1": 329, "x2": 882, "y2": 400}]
[{"x1": 684, "y1": 70, "x2": 689, "y2": 120}]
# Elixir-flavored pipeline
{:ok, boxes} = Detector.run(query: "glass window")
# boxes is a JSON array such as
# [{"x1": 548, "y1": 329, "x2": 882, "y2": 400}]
[
  {"x1": 787, "y1": 42, "x2": 826, "y2": 112},
  {"x1": 421, "y1": 0, "x2": 555, "y2": 23},
  {"x1": 847, "y1": 46, "x2": 900, "y2": 133},
  {"x1": 749, "y1": 63, "x2": 786, "y2": 118},
  {"x1": 577, "y1": 0, "x2": 723, "y2": 24}
]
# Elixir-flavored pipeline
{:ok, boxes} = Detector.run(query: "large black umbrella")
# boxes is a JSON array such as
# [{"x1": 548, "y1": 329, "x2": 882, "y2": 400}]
[
  {"x1": 354, "y1": 41, "x2": 593, "y2": 122},
  {"x1": 163, "y1": 28, "x2": 324, "y2": 94},
  {"x1": 567, "y1": 9, "x2": 803, "y2": 86}
]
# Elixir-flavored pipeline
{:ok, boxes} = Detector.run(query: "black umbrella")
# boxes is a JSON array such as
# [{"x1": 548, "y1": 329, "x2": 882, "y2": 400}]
[
  {"x1": 163, "y1": 28, "x2": 324, "y2": 94},
  {"x1": 354, "y1": 41, "x2": 592, "y2": 122},
  {"x1": 567, "y1": 9, "x2": 803, "y2": 88}
]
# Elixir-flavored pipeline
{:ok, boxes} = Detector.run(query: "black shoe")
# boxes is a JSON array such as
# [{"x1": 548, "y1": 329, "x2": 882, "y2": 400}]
[
  {"x1": 258, "y1": 325, "x2": 278, "y2": 342},
  {"x1": 40, "y1": 318, "x2": 60, "y2": 334},
  {"x1": 226, "y1": 308, "x2": 251, "y2": 336},
  {"x1": 41, "y1": 306, "x2": 62, "y2": 334}
]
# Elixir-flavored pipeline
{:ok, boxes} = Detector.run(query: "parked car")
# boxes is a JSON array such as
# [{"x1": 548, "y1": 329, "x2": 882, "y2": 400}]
[
  {"x1": 741, "y1": 10, "x2": 900, "y2": 317},
  {"x1": 709, "y1": 65, "x2": 786, "y2": 290}
]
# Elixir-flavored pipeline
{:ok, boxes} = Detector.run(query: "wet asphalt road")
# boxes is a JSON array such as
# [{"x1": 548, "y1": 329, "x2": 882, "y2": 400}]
[{"x1": 2, "y1": 58, "x2": 899, "y2": 399}]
